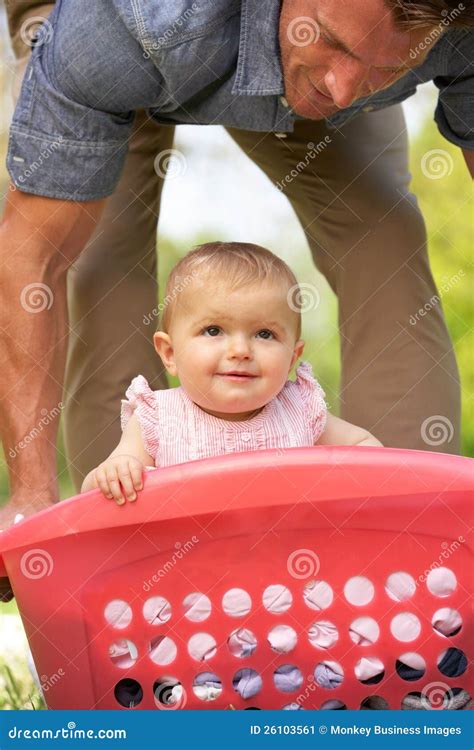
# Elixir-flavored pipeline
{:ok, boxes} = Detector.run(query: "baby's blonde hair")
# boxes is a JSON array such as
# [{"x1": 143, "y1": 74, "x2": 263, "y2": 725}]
[{"x1": 159, "y1": 241, "x2": 302, "y2": 339}]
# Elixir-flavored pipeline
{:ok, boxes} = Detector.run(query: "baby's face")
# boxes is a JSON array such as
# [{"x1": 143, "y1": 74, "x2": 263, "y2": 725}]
[{"x1": 155, "y1": 280, "x2": 304, "y2": 420}]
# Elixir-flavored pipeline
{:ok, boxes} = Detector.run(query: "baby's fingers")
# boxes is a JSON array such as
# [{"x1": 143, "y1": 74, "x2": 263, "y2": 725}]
[
  {"x1": 96, "y1": 467, "x2": 114, "y2": 500},
  {"x1": 128, "y1": 460, "x2": 144, "y2": 494},
  {"x1": 117, "y1": 468, "x2": 137, "y2": 502},
  {"x1": 106, "y1": 467, "x2": 126, "y2": 505}
]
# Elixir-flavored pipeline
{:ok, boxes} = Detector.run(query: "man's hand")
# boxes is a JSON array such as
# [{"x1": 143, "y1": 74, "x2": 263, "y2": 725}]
[{"x1": 0, "y1": 187, "x2": 105, "y2": 528}]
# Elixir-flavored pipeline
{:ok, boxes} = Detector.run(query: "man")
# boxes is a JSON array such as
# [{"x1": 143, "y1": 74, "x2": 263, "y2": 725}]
[{"x1": 1, "y1": 0, "x2": 473, "y2": 528}]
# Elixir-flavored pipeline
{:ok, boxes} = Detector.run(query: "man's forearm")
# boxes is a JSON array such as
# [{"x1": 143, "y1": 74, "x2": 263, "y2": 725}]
[{"x1": 0, "y1": 188, "x2": 104, "y2": 522}]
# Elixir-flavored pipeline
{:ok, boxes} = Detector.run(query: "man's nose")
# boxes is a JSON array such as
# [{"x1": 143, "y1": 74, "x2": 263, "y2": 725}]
[{"x1": 324, "y1": 61, "x2": 380, "y2": 109}]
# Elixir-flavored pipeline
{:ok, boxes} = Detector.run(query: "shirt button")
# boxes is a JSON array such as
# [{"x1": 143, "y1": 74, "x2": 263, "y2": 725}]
[
  {"x1": 274, "y1": 132, "x2": 288, "y2": 139},
  {"x1": 241, "y1": 432, "x2": 251, "y2": 442},
  {"x1": 362, "y1": 105, "x2": 374, "y2": 112},
  {"x1": 280, "y1": 96, "x2": 289, "y2": 108}
]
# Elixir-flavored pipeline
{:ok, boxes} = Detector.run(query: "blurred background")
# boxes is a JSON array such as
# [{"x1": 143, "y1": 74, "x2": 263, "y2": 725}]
[{"x1": 0, "y1": 0, "x2": 472, "y2": 508}]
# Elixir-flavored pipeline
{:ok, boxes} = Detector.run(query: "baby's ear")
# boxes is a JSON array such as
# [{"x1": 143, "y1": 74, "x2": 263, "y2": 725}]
[
  {"x1": 293, "y1": 338, "x2": 305, "y2": 364},
  {"x1": 153, "y1": 332, "x2": 177, "y2": 376}
]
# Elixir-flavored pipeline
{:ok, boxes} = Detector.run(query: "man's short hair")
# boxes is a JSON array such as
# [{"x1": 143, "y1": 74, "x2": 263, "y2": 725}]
[{"x1": 389, "y1": 0, "x2": 474, "y2": 28}]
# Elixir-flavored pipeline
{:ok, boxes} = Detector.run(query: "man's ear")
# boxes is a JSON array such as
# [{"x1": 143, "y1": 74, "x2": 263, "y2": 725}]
[
  {"x1": 153, "y1": 332, "x2": 177, "y2": 377},
  {"x1": 290, "y1": 339, "x2": 305, "y2": 371}
]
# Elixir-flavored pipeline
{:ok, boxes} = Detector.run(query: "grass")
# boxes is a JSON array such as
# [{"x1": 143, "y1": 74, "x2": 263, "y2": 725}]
[{"x1": 0, "y1": 657, "x2": 46, "y2": 710}]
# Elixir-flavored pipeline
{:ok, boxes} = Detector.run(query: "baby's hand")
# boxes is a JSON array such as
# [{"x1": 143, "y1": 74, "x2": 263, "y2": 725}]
[{"x1": 94, "y1": 455, "x2": 144, "y2": 505}]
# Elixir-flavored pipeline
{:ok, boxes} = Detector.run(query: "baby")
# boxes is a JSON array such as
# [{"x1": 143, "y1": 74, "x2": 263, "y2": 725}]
[{"x1": 81, "y1": 242, "x2": 382, "y2": 504}]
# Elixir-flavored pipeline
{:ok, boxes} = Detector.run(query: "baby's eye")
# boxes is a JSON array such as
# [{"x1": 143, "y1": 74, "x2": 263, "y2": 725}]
[
  {"x1": 202, "y1": 326, "x2": 221, "y2": 337},
  {"x1": 256, "y1": 329, "x2": 274, "y2": 340}
]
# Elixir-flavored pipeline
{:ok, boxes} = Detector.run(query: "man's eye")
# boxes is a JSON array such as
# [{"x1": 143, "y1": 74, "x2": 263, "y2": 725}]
[
  {"x1": 203, "y1": 326, "x2": 221, "y2": 336},
  {"x1": 257, "y1": 330, "x2": 274, "y2": 340}
]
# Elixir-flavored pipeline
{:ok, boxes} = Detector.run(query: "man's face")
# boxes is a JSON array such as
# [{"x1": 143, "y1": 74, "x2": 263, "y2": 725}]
[{"x1": 279, "y1": 0, "x2": 437, "y2": 119}]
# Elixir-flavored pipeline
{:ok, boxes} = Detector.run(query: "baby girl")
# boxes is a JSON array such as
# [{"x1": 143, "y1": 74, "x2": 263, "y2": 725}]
[{"x1": 81, "y1": 242, "x2": 382, "y2": 503}]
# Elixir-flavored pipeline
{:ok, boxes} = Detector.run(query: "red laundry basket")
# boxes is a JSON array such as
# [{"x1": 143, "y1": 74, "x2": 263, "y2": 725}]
[{"x1": 0, "y1": 447, "x2": 472, "y2": 710}]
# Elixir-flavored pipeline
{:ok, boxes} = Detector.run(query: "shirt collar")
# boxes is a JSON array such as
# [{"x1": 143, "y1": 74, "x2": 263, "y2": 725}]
[{"x1": 232, "y1": 0, "x2": 285, "y2": 96}]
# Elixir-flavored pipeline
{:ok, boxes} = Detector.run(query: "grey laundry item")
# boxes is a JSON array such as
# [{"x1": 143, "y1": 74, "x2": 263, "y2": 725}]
[
  {"x1": 321, "y1": 700, "x2": 347, "y2": 710},
  {"x1": 314, "y1": 661, "x2": 344, "y2": 689},
  {"x1": 274, "y1": 665, "x2": 303, "y2": 693},
  {"x1": 401, "y1": 688, "x2": 472, "y2": 710},
  {"x1": 233, "y1": 669, "x2": 262, "y2": 700},
  {"x1": 283, "y1": 703, "x2": 304, "y2": 710}
]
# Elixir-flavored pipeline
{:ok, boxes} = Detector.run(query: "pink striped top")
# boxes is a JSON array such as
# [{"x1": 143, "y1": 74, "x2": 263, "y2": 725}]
[{"x1": 120, "y1": 360, "x2": 327, "y2": 468}]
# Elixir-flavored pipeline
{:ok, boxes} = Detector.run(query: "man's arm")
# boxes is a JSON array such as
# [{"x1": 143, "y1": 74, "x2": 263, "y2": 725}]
[
  {"x1": 0, "y1": 187, "x2": 104, "y2": 527},
  {"x1": 462, "y1": 149, "x2": 474, "y2": 179}
]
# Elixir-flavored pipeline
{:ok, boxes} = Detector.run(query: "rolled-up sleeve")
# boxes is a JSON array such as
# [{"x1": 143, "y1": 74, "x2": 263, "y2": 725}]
[{"x1": 433, "y1": 30, "x2": 474, "y2": 151}]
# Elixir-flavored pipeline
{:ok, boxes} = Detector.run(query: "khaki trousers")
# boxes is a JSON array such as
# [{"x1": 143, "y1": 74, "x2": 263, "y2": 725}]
[{"x1": 64, "y1": 106, "x2": 460, "y2": 490}]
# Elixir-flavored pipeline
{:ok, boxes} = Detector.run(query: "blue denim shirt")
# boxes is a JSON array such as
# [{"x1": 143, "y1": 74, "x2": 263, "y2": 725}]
[{"x1": 7, "y1": 0, "x2": 474, "y2": 201}]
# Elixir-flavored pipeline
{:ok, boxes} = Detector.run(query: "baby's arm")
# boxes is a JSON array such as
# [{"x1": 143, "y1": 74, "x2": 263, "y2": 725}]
[
  {"x1": 316, "y1": 413, "x2": 383, "y2": 447},
  {"x1": 81, "y1": 413, "x2": 155, "y2": 504}
]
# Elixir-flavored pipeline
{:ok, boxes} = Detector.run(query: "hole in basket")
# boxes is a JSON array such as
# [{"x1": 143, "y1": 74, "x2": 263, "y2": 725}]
[
  {"x1": 222, "y1": 588, "x2": 252, "y2": 617},
  {"x1": 188, "y1": 633, "x2": 217, "y2": 661},
  {"x1": 267, "y1": 625, "x2": 297, "y2": 654},
  {"x1": 313, "y1": 661, "x2": 344, "y2": 689},
  {"x1": 349, "y1": 616, "x2": 380, "y2": 646},
  {"x1": 320, "y1": 699, "x2": 347, "y2": 710},
  {"x1": 360, "y1": 696, "x2": 388, "y2": 710},
  {"x1": 396, "y1": 652, "x2": 426, "y2": 681},
  {"x1": 114, "y1": 678, "x2": 143, "y2": 708},
  {"x1": 273, "y1": 665, "x2": 303, "y2": 693},
  {"x1": 233, "y1": 668, "x2": 262, "y2": 699},
  {"x1": 109, "y1": 639, "x2": 138, "y2": 669},
  {"x1": 401, "y1": 691, "x2": 431, "y2": 710},
  {"x1": 385, "y1": 572, "x2": 416, "y2": 602},
  {"x1": 390, "y1": 612, "x2": 421, "y2": 642},
  {"x1": 153, "y1": 676, "x2": 184, "y2": 707},
  {"x1": 104, "y1": 600, "x2": 133, "y2": 630},
  {"x1": 355, "y1": 657, "x2": 384, "y2": 685},
  {"x1": 437, "y1": 648, "x2": 467, "y2": 678},
  {"x1": 183, "y1": 592, "x2": 211, "y2": 622},
  {"x1": 432, "y1": 607, "x2": 462, "y2": 637},
  {"x1": 426, "y1": 567, "x2": 457, "y2": 597},
  {"x1": 308, "y1": 620, "x2": 338, "y2": 649},
  {"x1": 227, "y1": 628, "x2": 257, "y2": 658},
  {"x1": 192, "y1": 672, "x2": 222, "y2": 702},
  {"x1": 283, "y1": 702, "x2": 305, "y2": 710},
  {"x1": 344, "y1": 576, "x2": 374, "y2": 606},
  {"x1": 143, "y1": 596, "x2": 172, "y2": 625},
  {"x1": 441, "y1": 687, "x2": 472, "y2": 710},
  {"x1": 303, "y1": 580, "x2": 333, "y2": 611},
  {"x1": 262, "y1": 584, "x2": 292, "y2": 614},
  {"x1": 148, "y1": 635, "x2": 177, "y2": 665}
]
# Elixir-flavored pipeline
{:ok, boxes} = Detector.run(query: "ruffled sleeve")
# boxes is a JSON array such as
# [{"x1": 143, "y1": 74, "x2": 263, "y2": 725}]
[
  {"x1": 295, "y1": 361, "x2": 327, "y2": 443},
  {"x1": 120, "y1": 375, "x2": 159, "y2": 461}
]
